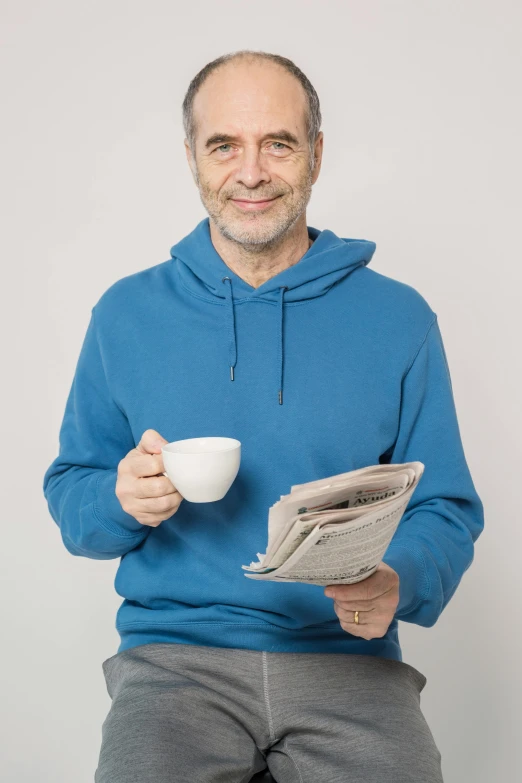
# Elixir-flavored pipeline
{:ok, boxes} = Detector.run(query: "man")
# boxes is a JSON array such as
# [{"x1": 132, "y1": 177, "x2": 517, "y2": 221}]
[{"x1": 43, "y1": 50, "x2": 484, "y2": 783}]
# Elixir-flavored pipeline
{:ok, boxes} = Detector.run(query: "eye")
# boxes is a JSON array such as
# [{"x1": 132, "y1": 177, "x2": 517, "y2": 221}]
[{"x1": 213, "y1": 141, "x2": 289, "y2": 154}]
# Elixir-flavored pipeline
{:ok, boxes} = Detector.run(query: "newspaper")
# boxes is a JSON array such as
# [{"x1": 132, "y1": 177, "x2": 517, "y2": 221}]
[{"x1": 241, "y1": 461, "x2": 425, "y2": 586}]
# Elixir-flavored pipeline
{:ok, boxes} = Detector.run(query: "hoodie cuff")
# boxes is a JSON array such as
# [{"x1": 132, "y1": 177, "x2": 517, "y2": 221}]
[
  {"x1": 381, "y1": 543, "x2": 430, "y2": 617},
  {"x1": 94, "y1": 469, "x2": 147, "y2": 535}
]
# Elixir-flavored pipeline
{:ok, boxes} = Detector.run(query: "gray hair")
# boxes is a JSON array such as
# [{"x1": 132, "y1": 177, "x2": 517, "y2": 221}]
[{"x1": 182, "y1": 50, "x2": 322, "y2": 172}]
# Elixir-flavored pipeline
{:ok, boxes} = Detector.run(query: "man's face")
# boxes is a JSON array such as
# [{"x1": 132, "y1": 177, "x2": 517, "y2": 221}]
[{"x1": 185, "y1": 60, "x2": 323, "y2": 248}]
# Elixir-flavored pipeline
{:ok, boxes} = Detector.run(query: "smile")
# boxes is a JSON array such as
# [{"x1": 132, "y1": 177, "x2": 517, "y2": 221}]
[{"x1": 230, "y1": 197, "x2": 279, "y2": 211}]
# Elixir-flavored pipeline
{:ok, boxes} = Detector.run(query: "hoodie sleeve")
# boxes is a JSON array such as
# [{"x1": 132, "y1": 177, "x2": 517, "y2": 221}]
[
  {"x1": 42, "y1": 306, "x2": 151, "y2": 560},
  {"x1": 381, "y1": 314, "x2": 484, "y2": 626}
]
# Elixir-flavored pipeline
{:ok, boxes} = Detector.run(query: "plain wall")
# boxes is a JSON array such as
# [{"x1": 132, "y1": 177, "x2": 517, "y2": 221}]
[{"x1": 2, "y1": 1, "x2": 521, "y2": 780}]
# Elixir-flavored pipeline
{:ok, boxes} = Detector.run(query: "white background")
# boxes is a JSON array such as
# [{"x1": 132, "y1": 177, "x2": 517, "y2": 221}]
[{"x1": 1, "y1": 1, "x2": 520, "y2": 780}]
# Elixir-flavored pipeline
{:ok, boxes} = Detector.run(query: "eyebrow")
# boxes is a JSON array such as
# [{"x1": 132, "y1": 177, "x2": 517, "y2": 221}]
[{"x1": 204, "y1": 129, "x2": 300, "y2": 150}]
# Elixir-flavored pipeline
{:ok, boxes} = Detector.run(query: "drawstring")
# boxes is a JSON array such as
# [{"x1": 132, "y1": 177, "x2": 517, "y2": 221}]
[
  {"x1": 277, "y1": 285, "x2": 288, "y2": 404},
  {"x1": 221, "y1": 277, "x2": 237, "y2": 381},
  {"x1": 222, "y1": 277, "x2": 288, "y2": 405}
]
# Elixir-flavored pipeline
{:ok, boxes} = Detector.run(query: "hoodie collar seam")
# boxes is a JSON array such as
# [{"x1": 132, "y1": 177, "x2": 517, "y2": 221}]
[
  {"x1": 179, "y1": 275, "x2": 317, "y2": 308},
  {"x1": 178, "y1": 275, "x2": 231, "y2": 305}
]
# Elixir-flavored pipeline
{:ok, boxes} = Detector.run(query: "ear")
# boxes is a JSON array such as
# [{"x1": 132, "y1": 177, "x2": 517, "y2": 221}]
[
  {"x1": 184, "y1": 140, "x2": 198, "y2": 184},
  {"x1": 311, "y1": 131, "x2": 324, "y2": 185}
]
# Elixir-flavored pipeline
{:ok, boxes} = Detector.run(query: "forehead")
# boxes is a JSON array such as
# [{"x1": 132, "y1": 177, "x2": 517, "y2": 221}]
[{"x1": 192, "y1": 60, "x2": 307, "y2": 141}]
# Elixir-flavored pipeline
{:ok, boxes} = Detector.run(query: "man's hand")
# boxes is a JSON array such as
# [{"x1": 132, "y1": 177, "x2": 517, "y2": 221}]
[
  {"x1": 115, "y1": 429, "x2": 183, "y2": 527},
  {"x1": 324, "y1": 562, "x2": 400, "y2": 640}
]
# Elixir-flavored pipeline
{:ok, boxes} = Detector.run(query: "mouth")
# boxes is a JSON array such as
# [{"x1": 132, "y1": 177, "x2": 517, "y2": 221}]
[{"x1": 230, "y1": 196, "x2": 280, "y2": 211}]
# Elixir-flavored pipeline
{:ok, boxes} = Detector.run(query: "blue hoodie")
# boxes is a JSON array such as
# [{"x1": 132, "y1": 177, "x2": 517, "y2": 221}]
[{"x1": 43, "y1": 217, "x2": 484, "y2": 661}]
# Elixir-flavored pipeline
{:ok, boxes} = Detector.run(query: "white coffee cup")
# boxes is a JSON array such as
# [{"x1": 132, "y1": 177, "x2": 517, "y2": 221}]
[{"x1": 161, "y1": 437, "x2": 241, "y2": 503}]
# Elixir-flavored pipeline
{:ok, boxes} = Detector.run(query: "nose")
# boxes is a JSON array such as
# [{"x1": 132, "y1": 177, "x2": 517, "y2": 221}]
[{"x1": 233, "y1": 145, "x2": 271, "y2": 189}]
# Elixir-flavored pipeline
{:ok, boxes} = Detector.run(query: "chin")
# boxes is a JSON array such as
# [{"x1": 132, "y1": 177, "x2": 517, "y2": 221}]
[{"x1": 223, "y1": 223, "x2": 277, "y2": 246}]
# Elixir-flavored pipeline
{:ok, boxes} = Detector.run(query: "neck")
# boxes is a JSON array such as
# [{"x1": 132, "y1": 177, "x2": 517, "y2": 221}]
[{"x1": 209, "y1": 217, "x2": 312, "y2": 289}]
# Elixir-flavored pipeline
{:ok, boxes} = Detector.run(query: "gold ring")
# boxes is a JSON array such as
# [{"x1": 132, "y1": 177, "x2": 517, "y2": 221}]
[{"x1": 354, "y1": 611, "x2": 359, "y2": 624}]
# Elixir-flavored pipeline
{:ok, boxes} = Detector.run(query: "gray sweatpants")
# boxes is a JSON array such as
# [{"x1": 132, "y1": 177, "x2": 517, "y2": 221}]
[{"x1": 95, "y1": 642, "x2": 443, "y2": 783}]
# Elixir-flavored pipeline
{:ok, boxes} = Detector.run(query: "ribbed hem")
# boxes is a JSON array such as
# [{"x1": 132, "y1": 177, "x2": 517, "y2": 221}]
[{"x1": 115, "y1": 619, "x2": 402, "y2": 660}]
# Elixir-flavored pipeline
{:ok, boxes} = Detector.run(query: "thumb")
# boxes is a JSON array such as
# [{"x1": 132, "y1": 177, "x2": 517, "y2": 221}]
[{"x1": 136, "y1": 429, "x2": 169, "y2": 455}]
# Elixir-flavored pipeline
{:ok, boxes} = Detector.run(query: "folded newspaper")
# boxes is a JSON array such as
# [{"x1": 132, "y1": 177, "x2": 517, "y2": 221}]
[{"x1": 242, "y1": 461, "x2": 425, "y2": 586}]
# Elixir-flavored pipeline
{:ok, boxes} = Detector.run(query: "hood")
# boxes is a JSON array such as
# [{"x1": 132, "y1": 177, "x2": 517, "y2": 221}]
[{"x1": 170, "y1": 217, "x2": 376, "y2": 404}]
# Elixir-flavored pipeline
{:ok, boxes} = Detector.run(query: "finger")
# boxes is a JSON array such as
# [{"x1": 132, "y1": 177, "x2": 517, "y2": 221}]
[
  {"x1": 136, "y1": 474, "x2": 179, "y2": 499},
  {"x1": 330, "y1": 596, "x2": 376, "y2": 610},
  {"x1": 339, "y1": 620, "x2": 377, "y2": 640},
  {"x1": 137, "y1": 493, "x2": 182, "y2": 516},
  {"x1": 333, "y1": 601, "x2": 375, "y2": 622},
  {"x1": 133, "y1": 511, "x2": 171, "y2": 528},
  {"x1": 325, "y1": 576, "x2": 387, "y2": 602},
  {"x1": 136, "y1": 429, "x2": 169, "y2": 456},
  {"x1": 126, "y1": 452, "x2": 166, "y2": 479}
]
